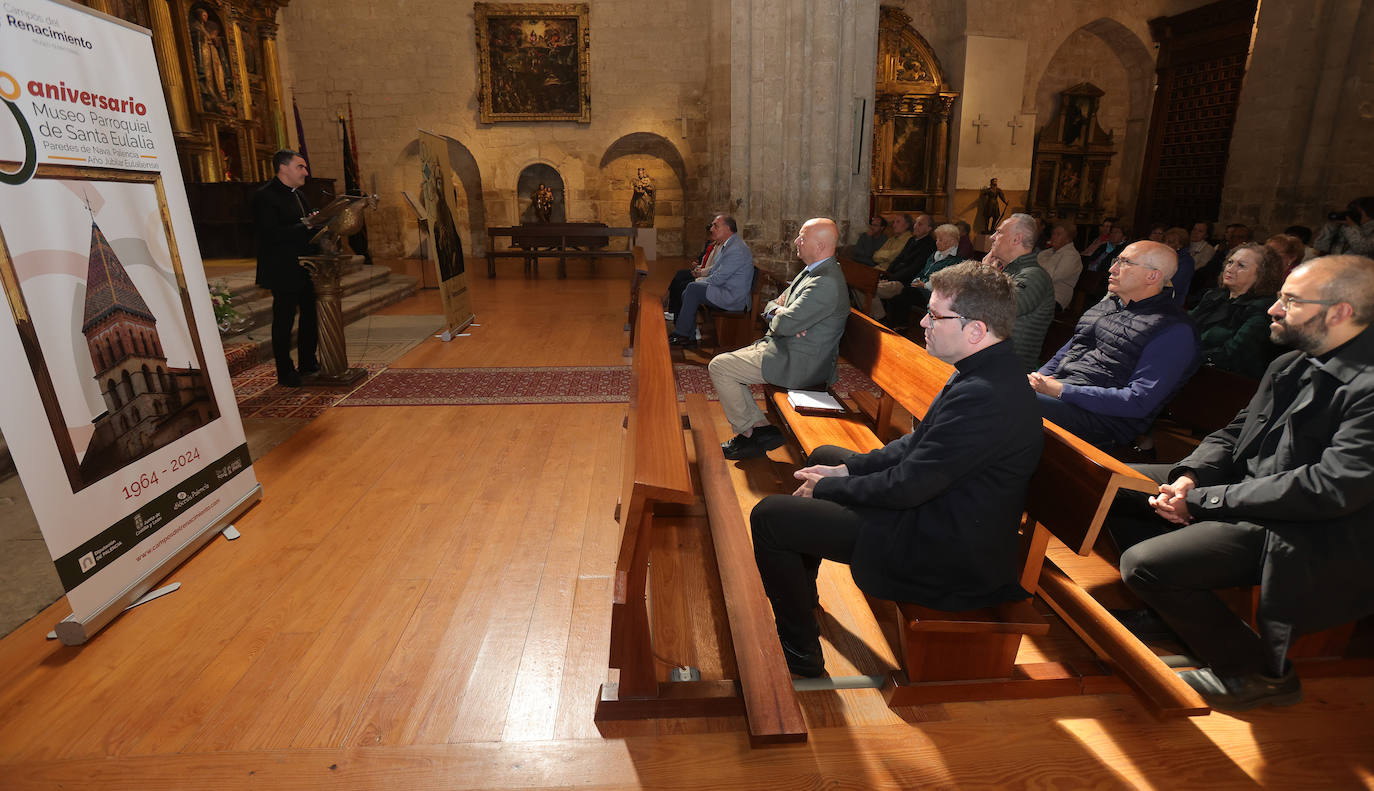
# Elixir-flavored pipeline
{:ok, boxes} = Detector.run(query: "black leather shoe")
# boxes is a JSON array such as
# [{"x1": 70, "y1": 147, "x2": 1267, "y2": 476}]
[
  {"x1": 278, "y1": 372, "x2": 302, "y2": 388},
  {"x1": 780, "y1": 639, "x2": 826, "y2": 678},
  {"x1": 299, "y1": 365, "x2": 321, "y2": 376},
  {"x1": 668, "y1": 334, "x2": 697, "y2": 348},
  {"x1": 722, "y1": 433, "x2": 765, "y2": 460},
  {"x1": 1109, "y1": 608, "x2": 1180, "y2": 642},
  {"x1": 1177, "y1": 666, "x2": 1302, "y2": 712},
  {"x1": 750, "y1": 424, "x2": 786, "y2": 451}
]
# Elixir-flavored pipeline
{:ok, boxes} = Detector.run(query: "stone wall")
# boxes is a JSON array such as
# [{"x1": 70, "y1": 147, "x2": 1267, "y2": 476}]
[
  {"x1": 276, "y1": 0, "x2": 717, "y2": 259},
  {"x1": 1219, "y1": 0, "x2": 1374, "y2": 239}
]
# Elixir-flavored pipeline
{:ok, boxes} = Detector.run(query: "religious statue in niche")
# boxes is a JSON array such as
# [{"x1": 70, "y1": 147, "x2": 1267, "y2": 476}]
[
  {"x1": 894, "y1": 40, "x2": 934, "y2": 83},
  {"x1": 532, "y1": 183, "x2": 554, "y2": 224},
  {"x1": 189, "y1": 5, "x2": 236, "y2": 115},
  {"x1": 976, "y1": 179, "x2": 1008, "y2": 233},
  {"x1": 630, "y1": 168, "x2": 655, "y2": 228}
]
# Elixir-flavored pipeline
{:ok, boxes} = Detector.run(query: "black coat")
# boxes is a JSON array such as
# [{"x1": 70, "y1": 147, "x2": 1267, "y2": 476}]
[
  {"x1": 883, "y1": 234, "x2": 938, "y2": 285},
  {"x1": 1176, "y1": 327, "x2": 1374, "y2": 636},
  {"x1": 253, "y1": 178, "x2": 316, "y2": 293},
  {"x1": 813, "y1": 341, "x2": 1044, "y2": 609}
]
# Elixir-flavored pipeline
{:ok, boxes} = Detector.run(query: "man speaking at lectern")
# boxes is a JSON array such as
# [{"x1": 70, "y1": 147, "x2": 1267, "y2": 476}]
[{"x1": 254, "y1": 149, "x2": 319, "y2": 388}]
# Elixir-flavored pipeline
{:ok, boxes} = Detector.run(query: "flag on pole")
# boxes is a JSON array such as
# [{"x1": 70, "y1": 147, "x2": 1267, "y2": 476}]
[
  {"x1": 292, "y1": 94, "x2": 309, "y2": 162},
  {"x1": 339, "y1": 114, "x2": 371, "y2": 263}
]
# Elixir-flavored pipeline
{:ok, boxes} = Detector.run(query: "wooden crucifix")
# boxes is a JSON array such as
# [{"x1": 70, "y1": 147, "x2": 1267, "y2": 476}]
[
  {"x1": 1007, "y1": 116, "x2": 1025, "y2": 145},
  {"x1": 971, "y1": 114, "x2": 991, "y2": 144}
]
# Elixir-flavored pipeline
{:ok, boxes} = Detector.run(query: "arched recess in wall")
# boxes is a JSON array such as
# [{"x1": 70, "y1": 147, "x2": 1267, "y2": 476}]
[
  {"x1": 599, "y1": 133, "x2": 687, "y2": 248},
  {"x1": 516, "y1": 164, "x2": 567, "y2": 223},
  {"x1": 396, "y1": 136, "x2": 487, "y2": 257},
  {"x1": 1031, "y1": 18, "x2": 1154, "y2": 226}
]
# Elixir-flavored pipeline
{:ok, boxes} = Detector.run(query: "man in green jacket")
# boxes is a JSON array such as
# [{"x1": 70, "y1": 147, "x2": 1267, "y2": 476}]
[{"x1": 985, "y1": 213, "x2": 1055, "y2": 371}]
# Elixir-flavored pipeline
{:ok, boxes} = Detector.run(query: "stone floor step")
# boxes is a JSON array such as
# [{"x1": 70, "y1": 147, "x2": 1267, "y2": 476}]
[{"x1": 220, "y1": 272, "x2": 419, "y2": 372}]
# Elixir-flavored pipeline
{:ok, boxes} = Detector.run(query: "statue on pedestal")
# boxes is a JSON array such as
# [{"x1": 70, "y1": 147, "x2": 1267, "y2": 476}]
[
  {"x1": 976, "y1": 178, "x2": 1007, "y2": 234},
  {"x1": 630, "y1": 167, "x2": 655, "y2": 228},
  {"x1": 533, "y1": 182, "x2": 554, "y2": 224}
]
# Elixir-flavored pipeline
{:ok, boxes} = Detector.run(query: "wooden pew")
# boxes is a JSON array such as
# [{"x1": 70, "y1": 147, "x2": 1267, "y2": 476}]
[
  {"x1": 597, "y1": 303, "x2": 809, "y2": 745},
  {"x1": 1164, "y1": 364, "x2": 1259, "y2": 436},
  {"x1": 684, "y1": 393, "x2": 807, "y2": 745},
  {"x1": 765, "y1": 309, "x2": 1208, "y2": 716},
  {"x1": 838, "y1": 255, "x2": 881, "y2": 314},
  {"x1": 486, "y1": 223, "x2": 636, "y2": 278},
  {"x1": 701, "y1": 267, "x2": 767, "y2": 352},
  {"x1": 623, "y1": 247, "x2": 649, "y2": 357}
]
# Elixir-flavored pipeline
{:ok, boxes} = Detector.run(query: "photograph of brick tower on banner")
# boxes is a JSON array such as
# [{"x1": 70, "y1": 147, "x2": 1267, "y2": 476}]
[{"x1": 77, "y1": 217, "x2": 218, "y2": 483}]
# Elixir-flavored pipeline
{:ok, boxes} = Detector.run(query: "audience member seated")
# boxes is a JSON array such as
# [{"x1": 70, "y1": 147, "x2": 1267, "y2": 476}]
[
  {"x1": 1037, "y1": 221, "x2": 1082, "y2": 311},
  {"x1": 984, "y1": 213, "x2": 1055, "y2": 371},
  {"x1": 956, "y1": 219, "x2": 976, "y2": 259},
  {"x1": 669, "y1": 214, "x2": 755, "y2": 347},
  {"x1": 876, "y1": 222, "x2": 963, "y2": 329},
  {"x1": 1161, "y1": 226, "x2": 1196, "y2": 305},
  {"x1": 874, "y1": 213, "x2": 937, "y2": 327},
  {"x1": 1265, "y1": 233, "x2": 1304, "y2": 275},
  {"x1": 665, "y1": 222, "x2": 716, "y2": 319},
  {"x1": 1146, "y1": 223, "x2": 1168, "y2": 243},
  {"x1": 1192, "y1": 223, "x2": 1253, "y2": 304},
  {"x1": 1086, "y1": 224, "x2": 1127, "y2": 271},
  {"x1": 749, "y1": 262, "x2": 1042, "y2": 677},
  {"x1": 1082, "y1": 216, "x2": 1117, "y2": 260},
  {"x1": 1108, "y1": 254, "x2": 1374, "y2": 711},
  {"x1": 1284, "y1": 224, "x2": 1318, "y2": 262},
  {"x1": 1189, "y1": 242, "x2": 1283, "y2": 378},
  {"x1": 1028, "y1": 240, "x2": 1200, "y2": 449},
  {"x1": 870, "y1": 213, "x2": 914, "y2": 270},
  {"x1": 708, "y1": 218, "x2": 850, "y2": 460},
  {"x1": 1188, "y1": 221, "x2": 1216, "y2": 271},
  {"x1": 1313, "y1": 196, "x2": 1374, "y2": 257},
  {"x1": 847, "y1": 215, "x2": 888, "y2": 264}
]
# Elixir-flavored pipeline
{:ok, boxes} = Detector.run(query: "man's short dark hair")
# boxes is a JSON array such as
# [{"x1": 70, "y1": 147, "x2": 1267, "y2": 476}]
[
  {"x1": 1350, "y1": 197, "x2": 1374, "y2": 220},
  {"x1": 273, "y1": 149, "x2": 302, "y2": 172},
  {"x1": 928, "y1": 260, "x2": 1017, "y2": 340},
  {"x1": 716, "y1": 214, "x2": 737, "y2": 234},
  {"x1": 1284, "y1": 224, "x2": 1313, "y2": 244},
  {"x1": 1309, "y1": 255, "x2": 1374, "y2": 325}
]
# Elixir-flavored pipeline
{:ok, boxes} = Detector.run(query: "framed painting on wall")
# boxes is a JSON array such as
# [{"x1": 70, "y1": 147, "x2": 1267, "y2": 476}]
[{"x1": 475, "y1": 3, "x2": 590, "y2": 123}]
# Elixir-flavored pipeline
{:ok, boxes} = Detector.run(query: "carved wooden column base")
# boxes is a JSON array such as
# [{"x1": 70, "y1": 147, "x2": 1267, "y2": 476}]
[{"x1": 300, "y1": 254, "x2": 367, "y2": 386}]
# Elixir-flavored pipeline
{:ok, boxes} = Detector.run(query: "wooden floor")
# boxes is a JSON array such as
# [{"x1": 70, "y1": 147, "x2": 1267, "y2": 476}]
[{"x1": 2, "y1": 258, "x2": 1372, "y2": 790}]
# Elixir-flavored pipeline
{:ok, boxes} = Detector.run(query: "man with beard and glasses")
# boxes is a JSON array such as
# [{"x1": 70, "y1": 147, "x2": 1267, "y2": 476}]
[{"x1": 1105, "y1": 255, "x2": 1374, "y2": 712}]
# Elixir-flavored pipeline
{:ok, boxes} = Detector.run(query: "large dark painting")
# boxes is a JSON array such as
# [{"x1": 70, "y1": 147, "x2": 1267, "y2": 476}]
[{"x1": 475, "y1": 3, "x2": 590, "y2": 123}]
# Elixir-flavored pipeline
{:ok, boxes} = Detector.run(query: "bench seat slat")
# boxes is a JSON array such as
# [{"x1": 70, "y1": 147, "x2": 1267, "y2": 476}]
[{"x1": 686, "y1": 394, "x2": 807, "y2": 746}]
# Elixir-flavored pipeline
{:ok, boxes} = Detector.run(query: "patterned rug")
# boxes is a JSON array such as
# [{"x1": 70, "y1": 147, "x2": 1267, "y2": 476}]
[
  {"x1": 337, "y1": 364, "x2": 880, "y2": 407},
  {"x1": 232, "y1": 362, "x2": 390, "y2": 418}
]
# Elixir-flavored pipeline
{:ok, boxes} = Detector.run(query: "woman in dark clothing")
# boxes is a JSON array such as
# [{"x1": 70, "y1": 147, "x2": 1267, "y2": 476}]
[{"x1": 1188, "y1": 242, "x2": 1284, "y2": 378}]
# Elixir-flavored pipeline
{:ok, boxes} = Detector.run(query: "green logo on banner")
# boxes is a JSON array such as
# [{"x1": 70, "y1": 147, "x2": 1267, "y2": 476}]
[{"x1": 0, "y1": 70, "x2": 38, "y2": 186}]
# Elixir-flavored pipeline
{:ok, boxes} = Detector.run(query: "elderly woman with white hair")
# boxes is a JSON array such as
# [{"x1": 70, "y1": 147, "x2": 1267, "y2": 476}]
[{"x1": 876, "y1": 222, "x2": 964, "y2": 328}]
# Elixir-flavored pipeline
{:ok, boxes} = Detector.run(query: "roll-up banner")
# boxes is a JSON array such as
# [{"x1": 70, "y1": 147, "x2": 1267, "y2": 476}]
[
  {"x1": 0, "y1": 0, "x2": 261, "y2": 644},
  {"x1": 418, "y1": 130, "x2": 475, "y2": 338}
]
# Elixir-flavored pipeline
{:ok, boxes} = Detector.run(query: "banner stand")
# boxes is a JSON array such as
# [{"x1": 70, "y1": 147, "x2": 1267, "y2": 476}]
[{"x1": 52, "y1": 484, "x2": 261, "y2": 645}]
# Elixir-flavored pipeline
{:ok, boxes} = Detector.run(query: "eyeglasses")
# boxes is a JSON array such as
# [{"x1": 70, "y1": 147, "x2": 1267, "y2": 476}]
[
  {"x1": 1275, "y1": 293, "x2": 1340, "y2": 311},
  {"x1": 926, "y1": 308, "x2": 968, "y2": 323},
  {"x1": 1223, "y1": 258, "x2": 1252, "y2": 269},
  {"x1": 1111, "y1": 256, "x2": 1158, "y2": 271}
]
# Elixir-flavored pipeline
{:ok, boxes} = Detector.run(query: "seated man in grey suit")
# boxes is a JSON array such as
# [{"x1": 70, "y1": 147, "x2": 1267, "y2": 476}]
[
  {"x1": 669, "y1": 214, "x2": 754, "y2": 346},
  {"x1": 708, "y1": 217, "x2": 850, "y2": 460}
]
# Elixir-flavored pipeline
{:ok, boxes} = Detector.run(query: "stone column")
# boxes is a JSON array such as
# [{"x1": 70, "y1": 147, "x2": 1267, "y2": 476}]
[
  {"x1": 728, "y1": 0, "x2": 878, "y2": 279},
  {"x1": 147, "y1": 0, "x2": 192, "y2": 134}
]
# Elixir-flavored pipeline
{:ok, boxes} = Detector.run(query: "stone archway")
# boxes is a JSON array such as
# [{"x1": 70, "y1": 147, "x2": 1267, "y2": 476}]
[
  {"x1": 397, "y1": 136, "x2": 487, "y2": 257},
  {"x1": 600, "y1": 132, "x2": 688, "y2": 253},
  {"x1": 1032, "y1": 18, "x2": 1155, "y2": 224}
]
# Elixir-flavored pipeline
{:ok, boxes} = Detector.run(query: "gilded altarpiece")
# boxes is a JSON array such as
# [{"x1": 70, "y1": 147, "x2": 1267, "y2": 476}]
[
  {"x1": 870, "y1": 7, "x2": 957, "y2": 216},
  {"x1": 80, "y1": 0, "x2": 291, "y2": 185},
  {"x1": 1028, "y1": 83, "x2": 1117, "y2": 227}
]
